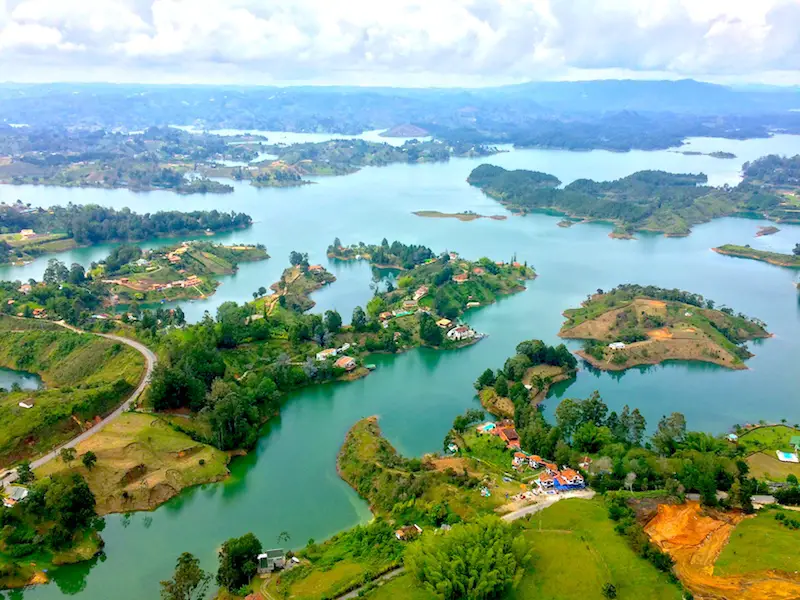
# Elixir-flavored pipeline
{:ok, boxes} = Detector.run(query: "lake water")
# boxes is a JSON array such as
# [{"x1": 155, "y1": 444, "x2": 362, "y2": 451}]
[
  {"x1": 0, "y1": 367, "x2": 41, "y2": 392},
  {"x1": 5, "y1": 134, "x2": 800, "y2": 599}
]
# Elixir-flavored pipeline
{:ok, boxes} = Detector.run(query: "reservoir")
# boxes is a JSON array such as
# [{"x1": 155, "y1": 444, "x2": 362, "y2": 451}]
[{"x1": 4, "y1": 134, "x2": 800, "y2": 599}]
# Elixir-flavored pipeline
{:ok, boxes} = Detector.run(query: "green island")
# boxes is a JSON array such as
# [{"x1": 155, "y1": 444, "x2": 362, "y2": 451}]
[
  {"x1": 412, "y1": 210, "x2": 508, "y2": 222},
  {"x1": 756, "y1": 225, "x2": 780, "y2": 236},
  {"x1": 202, "y1": 341, "x2": 800, "y2": 600},
  {"x1": 0, "y1": 202, "x2": 254, "y2": 266},
  {"x1": 97, "y1": 241, "x2": 268, "y2": 304},
  {"x1": 559, "y1": 284, "x2": 770, "y2": 371},
  {"x1": 204, "y1": 139, "x2": 502, "y2": 187},
  {"x1": 675, "y1": 150, "x2": 736, "y2": 159},
  {"x1": 467, "y1": 154, "x2": 800, "y2": 236},
  {"x1": 713, "y1": 243, "x2": 800, "y2": 268}
]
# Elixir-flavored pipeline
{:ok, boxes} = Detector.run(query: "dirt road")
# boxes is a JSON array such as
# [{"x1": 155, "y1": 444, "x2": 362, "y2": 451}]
[
  {"x1": 501, "y1": 489, "x2": 596, "y2": 521},
  {"x1": 1, "y1": 321, "x2": 157, "y2": 486}
]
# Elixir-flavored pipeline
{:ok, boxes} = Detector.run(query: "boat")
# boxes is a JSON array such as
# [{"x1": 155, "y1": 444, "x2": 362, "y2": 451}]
[{"x1": 365, "y1": 364, "x2": 376, "y2": 371}]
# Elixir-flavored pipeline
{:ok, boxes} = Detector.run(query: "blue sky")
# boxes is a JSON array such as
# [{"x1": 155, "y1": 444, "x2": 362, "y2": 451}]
[{"x1": 0, "y1": 0, "x2": 798, "y2": 86}]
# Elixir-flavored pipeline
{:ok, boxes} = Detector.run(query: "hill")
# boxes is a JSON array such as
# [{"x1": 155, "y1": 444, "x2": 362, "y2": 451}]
[{"x1": 559, "y1": 285, "x2": 770, "y2": 371}]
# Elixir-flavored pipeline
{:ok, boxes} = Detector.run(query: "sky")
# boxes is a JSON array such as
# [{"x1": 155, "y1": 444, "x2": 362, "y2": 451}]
[{"x1": 0, "y1": 0, "x2": 799, "y2": 87}]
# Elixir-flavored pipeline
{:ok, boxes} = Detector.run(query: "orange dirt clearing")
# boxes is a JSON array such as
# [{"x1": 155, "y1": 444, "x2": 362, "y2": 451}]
[
  {"x1": 647, "y1": 327, "x2": 674, "y2": 340},
  {"x1": 641, "y1": 299, "x2": 667, "y2": 308},
  {"x1": 645, "y1": 502, "x2": 800, "y2": 600}
]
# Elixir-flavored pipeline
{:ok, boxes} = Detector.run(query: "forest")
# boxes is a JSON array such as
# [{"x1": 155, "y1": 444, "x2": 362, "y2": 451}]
[{"x1": 0, "y1": 202, "x2": 251, "y2": 247}]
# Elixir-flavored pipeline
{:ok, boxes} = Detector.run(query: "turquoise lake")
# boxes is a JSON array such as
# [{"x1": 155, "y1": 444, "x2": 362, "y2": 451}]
[{"x1": 0, "y1": 133, "x2": 798, "y2": 599}]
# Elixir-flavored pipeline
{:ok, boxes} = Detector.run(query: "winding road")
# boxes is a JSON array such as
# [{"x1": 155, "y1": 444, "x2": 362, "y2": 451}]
[{"x1": 1, "y1": 321, "x2": 157, "y2": 487}]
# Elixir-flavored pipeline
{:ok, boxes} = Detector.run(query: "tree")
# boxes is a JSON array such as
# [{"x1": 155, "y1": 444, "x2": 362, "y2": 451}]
[
  {"x1": 45, "y1": 474, "x2": 96, "y2": 529},
  {"x1": 17, "y1": 460, "x2": 34, "y2": 484},
  {"x1": 160, "y1": 552, "x2": 211, "y2": 600},
  {"x1": 258, "y1": 286, "x2": 267, "y2": 297},
  {"x1": 474, "y1": 368, "x2": 495, "y2": 390},
  {"x1": 452, "y1": 409, "x2": 485, "y2": 434},
  {"x1": 789, "y1": 474, "x2": 799, "y2": 486},
  {"x1": 794, "y1": 243, "x2": 800, "y2": 257},
  {"x1": 494, "y1": 374, "x2": 508, "y2": 397},
  {"x1": 351, "y1": 306, "x2": 367, "y2": 331},
  {"x1": 652, "y1": 412, "x2": 687, "y2": 456},
  {"x1": 555, "y1": 398, "x2": 581, "y2": 438},
  {"x1": 405, "y1": 517, "x2": 531, "y2": 600},
  {"x1": 602, "y1": 583, "x2": 618, "y2": 599},
  {"x1": 68, "y1": 263, "x2": 86, "y2": 285},
  {"x1": 217, "y1": 533, "x2": 262, "y2": 591},
  {"x1": 579, "y1": 391, "x2": 608, "y2": 426},
  {"x1": 43, "y1": 258, "x2": 69, "y2": 284},
  {"x1": 60, "y1": 447, "x2": 77, "y2": 465},
  {"x1": 324, "y1": 310, "x2": 342, "y2": 334},
  {"x1": 288, "y1": 251, "x2": 309, "y2": 269},
  {"x1": 366, "y1": 296, "x2": 386, "y2": 320},
  {"x1": 419, "y1": 312, "x2": 443, "y2": 346},
  {"x1": 82, "y1": 451, "x2": 98, "y2": 471}
]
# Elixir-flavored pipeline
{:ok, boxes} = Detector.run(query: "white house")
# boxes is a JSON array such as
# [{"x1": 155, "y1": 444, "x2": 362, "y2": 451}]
[
  {"x1": 413, "y1": 286, "x2": 429, "y2": 302},
  {"x1": 512, "y1": 452, "x2": 529, "y2": 467},
  {"x1": 3, "y1": 485, "x2": 28, "y2": 507},
  {"x1": 608, "y1": 342, "x2": 627, "y2": 350},
  {"x1": 315, "y1": 348, "x2": 338, "y2": 362},
  {"x1": 257, "y1": 549, "x2": 286, "y2": 574},
  {"x1": 447, "y1": 326, "x2": 475, "y2": 341},
  {"x1": 536, "y1": 473, "x2": 555, "y2": 489},
  {"x1": 18, "y1": 402, "x2": 33, "y2": 409}
]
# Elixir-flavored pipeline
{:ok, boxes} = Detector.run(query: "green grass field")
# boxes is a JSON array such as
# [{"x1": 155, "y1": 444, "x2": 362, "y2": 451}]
[
  {"x1": 738, "y1": 424, "x2": 800, "y2": 455},
  {"x1": 364, "y1": 573, "x2": 437, "y2": 600},
  {"x1": 0, "y1": 325, "x2": 145, "y2": 465},
  {"x1": 715, "y1": 509, "x2": 800, "y2": 576},
  {"x1": 509, "y1": 499, "x2": 681, "y2": 600}
]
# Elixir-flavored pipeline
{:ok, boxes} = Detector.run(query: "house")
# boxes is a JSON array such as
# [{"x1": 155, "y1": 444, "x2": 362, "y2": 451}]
[
  {"x1": 560, "y1": 469, "x2": 584, "y2": 486},
  {"x1": 447, "y1": 443, "x2": 459, "y2": 454},
  {"x1": 3, "y1": 485, "x2": 28, "y2": 508},
  {"x1": 395, "y1": 524, "x2": 422, "y2": 541},
  {"x1": 529, "y1": 455, "x2": 543, "y2": 468},
  {"x1": 32, "y1": 308, "x2": 46, "y2": 318},
  {"x1": 379, "y1": 311, "x2": 393, "y2": 321},
  {"x1": 453, "y1": 273, "x2": 469, "y2": 284},
  {"x1": 334, "y1": 356, "x2": 356, "y2": 371},
  {"x1": 791, "y1": 436, "x2": 800, "y2": 451},
  {"x1": 448, "y1": 252, "x2": 458, "y2": 260},
  {"x1": 498, "y1": 427, "x2": 520, "y2": 449},
  {"x1": 308, "y1": 265, "x2": 324, "y2": 272},
  {"x1": 543, "y1": 462, "x2": 558, "y2": 474},
  {"x1": 316, "y1": 348, "x2": 338, "y2": 362},
  {"x1": 167, "y1": 254, "x2": 181, "y2": 264},
  {"x1": 466, "y1": 301, "x2": 481, "y2": 308},
  {"x1": 579, "y1": 456, "x2": 593, "y2": 469},
  {"x1": 257, "y1": 549, "x2": 286, "y2": 574},
  {"x1": 512, "y1": 452, "x2": 529, "y2": 467},
  {"x1": 18, "y1": 402, "x2": 33, "y2": 409},
  {"x1": 338, "y1": 343, "x2": 351, "y2": 353},
  {"x1": 436, "y1": 318, "x2": 452, "y2": 329},
  {"x1": 536, "y1": 472, "x2": 555, "y2": 489},
  {"x1": 447, "y1": 326, "x2": 475, "y2": 341},
  {"x1": 18, "y1": 284, "x2": 31, "y2": 294},
  {"x1": 402, "y1": 299, "x2": 417, "y2": 310},
  {"x1": 472, "y1": 267, "x2": 485, "y2": 275},
  {"x1": 135, "y1": 258, "x2": 149, "y2": 267},
  {"x1": 413, "y1": 286, "x2": 429, "y2": 301},
  {"x1": 19, "y1": 229, "x2": 36, "y2": 239},
  {"x1": 608, "y1": 342, "x2": 626, "y2": 350}
]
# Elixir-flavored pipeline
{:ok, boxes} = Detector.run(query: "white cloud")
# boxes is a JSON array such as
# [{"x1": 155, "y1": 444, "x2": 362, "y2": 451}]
[{"x1": 0, "y1": 0, "x2": 797, "y2": 85}]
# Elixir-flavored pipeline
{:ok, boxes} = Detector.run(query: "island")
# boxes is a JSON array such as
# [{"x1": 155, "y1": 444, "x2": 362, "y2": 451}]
[
  {"x1": 467, "y1": 157, "x2": 800, "y2": 237},
  {"x1": 559, "y1": 284, "x2": 770, "y2": 371},
  {"x1": 413, "y1": 210, "x2": 508, "y2": 222},
  {"x1": 756, "y1": 226, "x2": 780, "y2": 236},
  {"x1": 0, "y1": 202, "x2": 254, "y2": 266},
  {"x1": 674, "y1": 150, "x2": 736, "y2": 159},
  {"x1": 713, "y1": 244, "x2": 800, "y2": 268},
  {"x1": 205, "y1": 139, "x2": 503, "y2": 187},
  {"x1": 98, "y1": 241, "x2": 268, "y2": 304}
]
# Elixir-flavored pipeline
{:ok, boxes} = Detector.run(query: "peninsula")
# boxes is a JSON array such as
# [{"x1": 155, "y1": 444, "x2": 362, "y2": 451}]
[
  {"x1": 713, "y1": 244, "x2": 800, "y2": 268},
  {"x1": 467, "y1": 155, "x2": 800, "y2": 237},
  {"x1": 559, "y1": 284, "x2": 770, "y2": 371}
]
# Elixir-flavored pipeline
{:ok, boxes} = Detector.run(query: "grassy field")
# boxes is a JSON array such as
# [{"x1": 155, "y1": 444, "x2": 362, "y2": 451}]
[
  {"x1": 0, "y1": 322, "x2": 145, "y2": 465},
  {"x1": 36, "y1": 413, "x2": 228, "y2": 514},
  {"x1": 715, "y1": 508, "x2": 800, "y2": 576},
  {"x1": 738, "y1": 425, "x2": 800, "y2": 481},
  {"x1": 509, "y1": 499, "x2": 681, "y2": 600},
  {"x1": 364, "y1": 573, "x2": 437, "y2": 600}
]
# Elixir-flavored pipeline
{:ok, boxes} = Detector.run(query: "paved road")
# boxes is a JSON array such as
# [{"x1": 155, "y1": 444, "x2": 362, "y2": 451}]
[
  {"x1": 501, "y1": 489, "x2": 596, "y2": 521},
  {"x1": 1, "y1": 321, "x2": 157, "y2": 487}
]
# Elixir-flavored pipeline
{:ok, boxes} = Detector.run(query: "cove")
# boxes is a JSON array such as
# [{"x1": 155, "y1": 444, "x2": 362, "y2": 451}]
[
  {"x1": 0, "y1": 367, "x2": 42, "y2": 392},
  {"x1": 5, "y1": 134, "x2": 800, "y2": 599}
]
